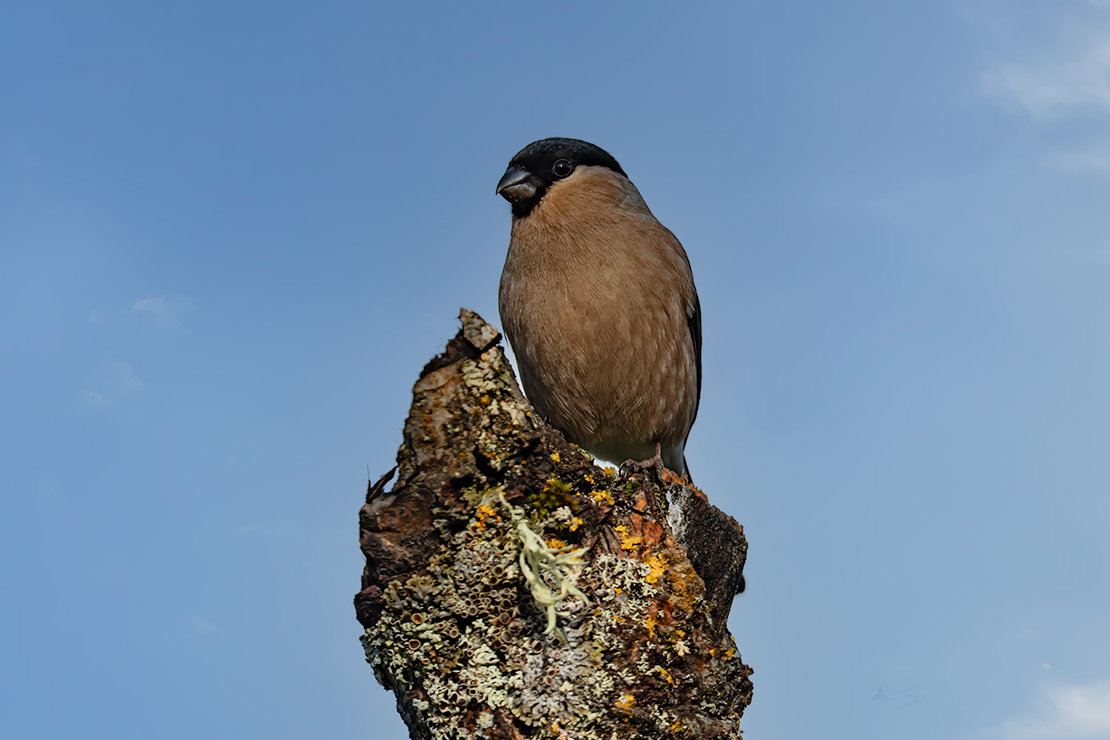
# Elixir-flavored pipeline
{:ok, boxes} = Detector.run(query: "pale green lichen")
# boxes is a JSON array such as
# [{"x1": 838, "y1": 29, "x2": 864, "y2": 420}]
[{"x1": 496, "y1": 492, "x2": 589, "y2": 635}]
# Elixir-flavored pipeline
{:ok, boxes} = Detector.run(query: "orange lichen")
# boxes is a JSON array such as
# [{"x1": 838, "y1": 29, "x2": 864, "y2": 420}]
[
  {"x1": 663, "y1": 556, "x2": 705, "y2": 614},
  {"x1": 474, "y1": 504, "x2": 501, "y2": 530}
]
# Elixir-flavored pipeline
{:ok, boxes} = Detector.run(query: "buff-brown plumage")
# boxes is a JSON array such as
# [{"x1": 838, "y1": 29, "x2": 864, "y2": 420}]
[{"x1": 497, "y1": 139, "x2": 701, "y2": 478}]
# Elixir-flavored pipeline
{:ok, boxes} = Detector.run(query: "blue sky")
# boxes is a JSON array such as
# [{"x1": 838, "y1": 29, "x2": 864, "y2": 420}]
[{"x1": 3, "y1": 1, "x2": 1110, "y2": 738}]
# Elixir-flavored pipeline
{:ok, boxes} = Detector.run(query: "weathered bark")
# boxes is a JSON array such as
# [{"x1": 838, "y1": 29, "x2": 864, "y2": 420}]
[{"x1": 356, "y1": 309, "x2": 751, "y2": 740}]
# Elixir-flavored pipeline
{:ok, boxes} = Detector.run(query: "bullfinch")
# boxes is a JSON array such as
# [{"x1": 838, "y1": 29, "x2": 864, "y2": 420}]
[{"x1": 496, "y1": 138, "x2": 702, "y2": 481}]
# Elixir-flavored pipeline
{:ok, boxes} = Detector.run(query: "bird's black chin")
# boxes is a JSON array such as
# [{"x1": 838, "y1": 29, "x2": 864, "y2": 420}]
[
  {"x1": 496, "y1": 166, "x2": 539, "y2": 202},
  {"x1": 498, "y1": 182, "x2": 538, "y2": 202}
]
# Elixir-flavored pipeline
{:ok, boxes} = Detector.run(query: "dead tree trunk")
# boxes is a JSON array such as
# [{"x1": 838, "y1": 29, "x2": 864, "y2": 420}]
[{"x1": 356, "y1": 309, "x2": 751, "y2": 740}]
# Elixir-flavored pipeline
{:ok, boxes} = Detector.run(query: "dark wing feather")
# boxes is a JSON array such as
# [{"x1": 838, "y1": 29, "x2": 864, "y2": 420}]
[
  {"x1": 688, "y1": 291, "x2": 702, "y2": 425},
  {"x1": 681, "y1": 291, "x2": 702, "y2": 483}
]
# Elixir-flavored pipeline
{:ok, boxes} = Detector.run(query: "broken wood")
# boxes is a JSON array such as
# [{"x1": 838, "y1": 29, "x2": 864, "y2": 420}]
[{"x1": 356, "y1": 309, "x2": 751, "y2": 739}]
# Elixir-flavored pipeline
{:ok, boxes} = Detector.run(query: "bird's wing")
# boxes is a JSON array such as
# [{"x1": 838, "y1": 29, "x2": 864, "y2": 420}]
[{"x1": 688, "y1": 290, "x2": 702, "y2": 426}]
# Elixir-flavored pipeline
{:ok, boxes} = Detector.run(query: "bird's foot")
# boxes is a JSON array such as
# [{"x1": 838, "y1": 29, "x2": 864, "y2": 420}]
[{"x1": 619, "y1": 443, "x2": 665, "y2": 482}]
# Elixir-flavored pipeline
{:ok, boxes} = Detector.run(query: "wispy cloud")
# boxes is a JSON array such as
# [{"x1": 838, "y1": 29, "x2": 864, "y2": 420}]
[
  {"x1": 189, "y1": 616, "x2": 219, "y2": 636},
  {"x1": 33, "y1": 478, "x2": 70, "y2": 511},
  {"x1": 977, "y1": 2, "x2": 1110, "y2": 119},
  {"x1": 83, "y1": 390, "x2": 113, "y2": 408},
  {"x1": 84, "y1": 360, "x2": 144, "y2": 409},
  {"x1": 1046, "y1": 143, "x2": 1110, "y2": 174},
  {"x1": 983, "y1": 44, "x2": 1110, "y2": 119},
  {"x1": 110, "y1": 360, "x2": 144, "y2": 394},
  {"x1": 986, "y1": 682, "x2": 1110, "y2": 739},
  {"x1": 2, "y1": 134, "x2": 40, "y2": 169},
  {"x1": 132, "y1": 295, "x2": 192, "y2": 329},
  {"x1": 971, "y1": 0, "x2": 1110, "y2": 175}
]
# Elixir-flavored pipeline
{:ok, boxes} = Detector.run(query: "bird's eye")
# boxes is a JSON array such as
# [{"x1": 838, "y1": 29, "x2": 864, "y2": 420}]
[{"x1": 552, "y1": 159, "x2": 573, "y2": 178}]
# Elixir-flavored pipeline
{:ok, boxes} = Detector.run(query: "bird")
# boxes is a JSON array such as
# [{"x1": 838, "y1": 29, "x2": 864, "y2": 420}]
[{"x1": 496, "y1": 137, "x2": 702, "y2": 481}]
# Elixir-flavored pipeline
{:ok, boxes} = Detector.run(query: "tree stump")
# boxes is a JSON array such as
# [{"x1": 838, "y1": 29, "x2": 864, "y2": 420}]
[{"x1": 356, "y1": 309, "x2": 751, "y2": 739}]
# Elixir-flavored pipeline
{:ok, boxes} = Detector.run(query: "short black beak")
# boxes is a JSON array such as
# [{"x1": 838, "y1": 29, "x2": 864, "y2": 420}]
[{"x1": 496, "y1": 166, "x2": 537, "y2": 202}]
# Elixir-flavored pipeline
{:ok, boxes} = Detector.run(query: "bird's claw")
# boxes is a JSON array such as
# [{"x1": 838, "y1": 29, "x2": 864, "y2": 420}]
[{"x1": 618, "y1": 443, "x2": 665, "y2": 482}]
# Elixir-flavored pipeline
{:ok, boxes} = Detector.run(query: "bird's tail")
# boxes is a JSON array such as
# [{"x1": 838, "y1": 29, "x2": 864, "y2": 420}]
[{"x1": 682, "y1": 455, "x2": 693, "y2": 486}]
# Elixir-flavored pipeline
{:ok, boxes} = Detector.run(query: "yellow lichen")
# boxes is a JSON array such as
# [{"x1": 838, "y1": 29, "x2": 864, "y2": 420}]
[
  {"x1": 644, "y1": 553, "x2": 668, "y2": 584},
  {"x1": 614, "y1": 693, "x2": 636, "y2": 714},
  {"x1": 551, "y1": 451, "x2": 561, "y2": 463},
  {"x1": 615, "y1": 525, "x2": 642, "y2": 551},
  {"x1": 590, "y1": 489, "x2": 614, "y2": 506},
  {"x1": 568, "y1": 516, "x2": 584, "y2": 532}
]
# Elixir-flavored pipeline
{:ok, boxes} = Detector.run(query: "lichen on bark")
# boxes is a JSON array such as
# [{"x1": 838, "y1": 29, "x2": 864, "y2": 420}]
[{"x1": 356, "y1": 309, "x2": 751, "y2": 739}]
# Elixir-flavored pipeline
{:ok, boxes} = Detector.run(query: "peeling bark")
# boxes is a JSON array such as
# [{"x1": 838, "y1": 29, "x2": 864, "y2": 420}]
[{"x1": 356, "y1": 309, "x2": 751, "y2": 739}]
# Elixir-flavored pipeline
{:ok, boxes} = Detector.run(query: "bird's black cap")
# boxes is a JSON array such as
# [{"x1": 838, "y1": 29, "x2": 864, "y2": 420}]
[{"x1": 497, "y1": 138, "x2": 627, "y2": 218}]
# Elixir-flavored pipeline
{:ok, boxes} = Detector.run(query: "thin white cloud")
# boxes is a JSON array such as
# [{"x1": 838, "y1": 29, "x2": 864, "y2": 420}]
[
  {"x1": 84, "y1": 390, "x2": 113, "y2": 408},
  {"x1": 971, "y1": 0, "x2": 1110, "y2": 118},
  {"x1": 983, "y1": 43, "x2": 1110, "y2": 118},
  {"x1": 1, "y1": 135, "x2": 40, "y2": 168},
  {"x1": 189, "y1": 616, "x2": 219, "y2": 636},
  {"x1": 110, "y1": 360, "x2": 144, "y2": 394},
  {"x1": 971, "y1": 0, "x2": 1110, "y2": 176},
  {"x1": 987, "y1": 682, "x2": 1110, "y2": 739},
  {"x1": 132, "y1": 295, "x2": 192, "y2": 328},
  {"x1": 1046, "y1": 143, "x2": 1110, "y2": 174},
  {"x1": 83, "y1": 362, "x2": 143, "y2": 408},
  {"x1": 132, "y1": 296, "x2": 169, "y2": 318},
  {"x1": 34, "y1": 478, "x2": 71, "y2": 510}
]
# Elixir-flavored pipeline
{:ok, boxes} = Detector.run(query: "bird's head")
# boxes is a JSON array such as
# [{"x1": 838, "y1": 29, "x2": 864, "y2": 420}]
[{"x1": 496, "y1": 137, "x2": 627, "y2": 219}]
